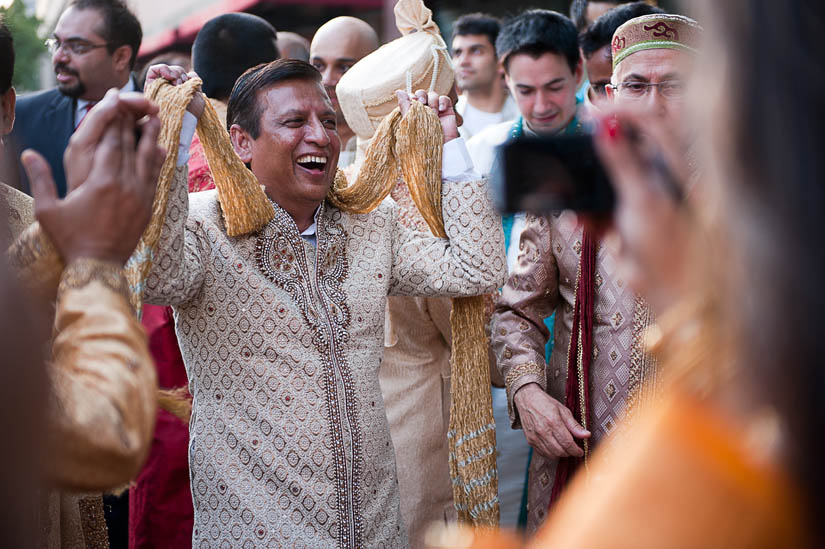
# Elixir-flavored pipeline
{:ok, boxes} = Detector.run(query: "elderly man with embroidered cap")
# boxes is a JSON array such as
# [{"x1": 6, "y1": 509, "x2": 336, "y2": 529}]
[
  {"x1": 607, "y1": 13, "x2": 701, "y2": 125},
  {"x1": 490, "y1": 11, "x2": 701, "y2": 533}
]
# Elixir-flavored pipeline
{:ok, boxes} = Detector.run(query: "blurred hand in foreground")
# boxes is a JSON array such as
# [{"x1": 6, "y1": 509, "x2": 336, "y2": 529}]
[
  {"x1": 23, "y1": 87, "x2": 165, "y2": 265},
  {"x1": 592, "y1": 105, "x2": 695, "y2": 315}
]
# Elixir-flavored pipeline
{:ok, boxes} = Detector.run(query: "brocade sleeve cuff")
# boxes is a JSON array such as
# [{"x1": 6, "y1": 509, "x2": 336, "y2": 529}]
[{"x1": 7, "y1": 221, "x2": 64, "y2": 300}]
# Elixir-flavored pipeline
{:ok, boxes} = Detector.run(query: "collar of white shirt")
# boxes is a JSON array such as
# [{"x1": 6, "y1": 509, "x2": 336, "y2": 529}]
[
  {"x1": 75, "y1": 77, "x2": 136, "y2": 128},
  {"x1": 299, "y1": 206, "x2": 322, "y2": 247}
]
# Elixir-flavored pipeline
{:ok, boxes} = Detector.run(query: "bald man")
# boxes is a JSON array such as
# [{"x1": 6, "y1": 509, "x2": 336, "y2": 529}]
[
  {"x1": 310, "y1": 16, "x2": 379, "y2": 166},
  {"x1": 277, "y1": 31, "x2": 310, "y2": 61}
]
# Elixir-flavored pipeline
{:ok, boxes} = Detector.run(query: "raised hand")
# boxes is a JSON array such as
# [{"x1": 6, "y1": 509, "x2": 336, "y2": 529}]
[
  {"x1": 66, "y1": 88, "x2": 160, "y2": 194},
  {"x1": 395, "y1": 89, "x2": 459, "y2": 143},
  {"x1": 593, "y1": 105, "x2": 693, "y2": 314},
  {"x1": 23, "y1": 92, "x2": 165, "y2": 265},
  {"x1": 144, "y1": 63, "x2": 205, "y2": 119}
]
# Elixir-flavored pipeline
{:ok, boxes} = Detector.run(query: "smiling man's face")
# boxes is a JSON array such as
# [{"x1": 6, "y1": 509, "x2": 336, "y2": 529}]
[
  {"x1": 505, "y1": 51, "x2": 581, "y2": 134},
  {"x1": 233, "y1": 79, "x2": 341, "y2": 213}
]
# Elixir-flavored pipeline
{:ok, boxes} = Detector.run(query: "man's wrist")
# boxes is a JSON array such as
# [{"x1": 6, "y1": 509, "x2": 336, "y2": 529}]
[{"x1": 513, "y1": 382, "x2": 542, "y2": 409}]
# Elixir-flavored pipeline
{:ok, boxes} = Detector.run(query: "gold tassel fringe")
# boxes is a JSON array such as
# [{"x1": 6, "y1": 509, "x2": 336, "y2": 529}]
[{"x1": 331, "y1": 100, "x2": 499, "y2": 526}]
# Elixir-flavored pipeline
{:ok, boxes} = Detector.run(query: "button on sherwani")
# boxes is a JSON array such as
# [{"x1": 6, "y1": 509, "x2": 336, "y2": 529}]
[{"x1": 144, "y1": 164, "x2": 505, "y2": 548}]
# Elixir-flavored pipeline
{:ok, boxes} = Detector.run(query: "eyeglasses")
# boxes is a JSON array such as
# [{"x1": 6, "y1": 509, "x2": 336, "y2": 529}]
[
  {"x1": 610, "y1": 80, "x2": 686, "y2": 99},
  {"x1": 46, "y1": 38, "x2": 112, "y2": 56}
]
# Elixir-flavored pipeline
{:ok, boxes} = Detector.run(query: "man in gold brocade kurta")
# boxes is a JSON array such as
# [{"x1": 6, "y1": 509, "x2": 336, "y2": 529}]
[
  {"x1": 143, "y1": 58, "x2": 505, "y2": 547},
  {"x1": 491, "y1": 13, "x2": 701, "y2": 532}
]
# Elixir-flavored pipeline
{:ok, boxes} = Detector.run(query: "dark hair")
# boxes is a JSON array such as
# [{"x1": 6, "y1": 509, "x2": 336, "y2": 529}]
[
  {"x1": 0, "y1": 18, "x2": 13, "y2": 94},
  {"x1": 496, "y1": 10, "x2": 580, "y2": 73},
  {"x1": 227, "y1": 59, "x2": 321, "y2": 138},
  {"x1": 707, "y1": 0, "x2": 825, "y2": 543},
  {"x1": 68, "y1": 0, "x2": 142, "y2": 69},
  {"x1": 569, "y1": 0, "x2": 642, "y2": 32},
  {"x1": 452, "y1": 13, "x2": 502, "y2": 51},
  {"x1": 192, "y1": 13, "x2": 280, "y2": 101},
  {"x1": 579, "y1": 2, "x2": 664, "y2": 59}
]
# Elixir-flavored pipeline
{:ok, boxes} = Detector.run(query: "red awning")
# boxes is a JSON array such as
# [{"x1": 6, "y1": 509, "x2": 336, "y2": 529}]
[{"x1": 138, "y1": 0, "x2": 383, "y2": 59}]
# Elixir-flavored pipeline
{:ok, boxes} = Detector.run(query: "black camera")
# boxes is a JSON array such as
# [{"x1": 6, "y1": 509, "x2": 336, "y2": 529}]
[{"x1": 492, "y1": 134, "x2": 615, "y2": 215}]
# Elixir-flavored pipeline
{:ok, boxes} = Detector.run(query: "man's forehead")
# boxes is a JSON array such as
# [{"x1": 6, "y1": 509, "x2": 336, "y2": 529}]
[
  {"x1": 55, "y1": 6, "x2": 105, "y2": 40},
  {"x1": 452, "y1": 34, "x2": 493, "y2": 50},
  {"x1": 614, "y1": 48, "x2": 692, "y2": 81},
  {"x1": 259, "y1": 80, "x2": 333, "y2": 113},
  {"x1": 508, "y1": 52, "x2": 573, "y2": 81}
]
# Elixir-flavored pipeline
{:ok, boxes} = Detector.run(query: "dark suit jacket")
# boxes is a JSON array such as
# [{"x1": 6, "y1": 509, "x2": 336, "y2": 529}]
[{"x1": 9, "y1": 88, "x2": 74, "y2": 197}]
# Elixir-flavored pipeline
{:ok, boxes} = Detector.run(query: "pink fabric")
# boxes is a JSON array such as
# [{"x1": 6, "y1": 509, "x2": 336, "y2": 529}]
[
  {"x1": 186, "y1": 133, "x2": 216, "y2": 193},
  {"x1": 128, "y1": 306, "x2": 193, "y2": 548}
]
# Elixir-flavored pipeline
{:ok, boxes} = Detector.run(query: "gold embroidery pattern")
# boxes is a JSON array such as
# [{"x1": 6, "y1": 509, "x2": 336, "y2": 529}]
[
  {"x1": 59, "y1": 259, "x2": 130, "y2": 300},
  {"x1": 256, "y1": 201, "x2": 364, "y2": 548},
  {"x1": 505, "y1": 361, "x2": 546, "y2": 392},
  {"x1": 626, "y1": 296, "x2": 659, "y2": 423}
]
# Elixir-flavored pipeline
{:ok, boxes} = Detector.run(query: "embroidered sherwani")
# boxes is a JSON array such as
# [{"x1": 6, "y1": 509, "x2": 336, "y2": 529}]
[
  {"x1": 143, "y1": 154, "x2": 506, "y2": 547},
  {"x1": 491, "y1": 212, "x2": 658, "y2": 533}
]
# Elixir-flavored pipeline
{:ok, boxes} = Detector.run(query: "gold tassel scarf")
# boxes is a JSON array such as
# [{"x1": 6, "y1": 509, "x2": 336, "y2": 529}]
[
  {"x1": 330, "y1": 101, "x2": 499, "y2": 526},
  {"x1": 128, "y1": 78, "x2": 274, "y2": 314}
]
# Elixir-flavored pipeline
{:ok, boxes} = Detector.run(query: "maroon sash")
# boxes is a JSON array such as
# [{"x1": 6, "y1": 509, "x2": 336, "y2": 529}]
[{"x1": 549, "y1": 227, "x2": 596, "y2": 506}]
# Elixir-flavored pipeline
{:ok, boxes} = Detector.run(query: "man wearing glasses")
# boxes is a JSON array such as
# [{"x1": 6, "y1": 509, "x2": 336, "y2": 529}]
[
  {"x1": 578, "y1": 2, "x2": 664, "y2": 112},
  {"x1": 9, "y1": 0, "x2": 141, "y2": 197}
]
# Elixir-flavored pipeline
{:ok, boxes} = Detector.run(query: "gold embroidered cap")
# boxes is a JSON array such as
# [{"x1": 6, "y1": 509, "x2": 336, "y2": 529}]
[
  {"x1": 336, "y1": 0, "x2": 454, "y2": 141},
  {"x1": 611, "y1": 14, "x2": 702, "y2": 69}
]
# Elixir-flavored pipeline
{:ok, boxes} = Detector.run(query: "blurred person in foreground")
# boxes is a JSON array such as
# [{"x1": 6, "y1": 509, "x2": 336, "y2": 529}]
[
  {"x1": 0, "y1": 18, "x2": 163, "y2": 546},
  {"x1": 451, "y1": 1, "x2": 823, "y2": 547},
  {"x1": 451, "y1": 13, "x2": 517, "y2": 140},
  {"x1": 310, "y1": 16, "x2": 379, "y2": 167},
  {"x1": 8, "y1": 0, "x2": 142, "y2": 196},
  {"x1": 128, "y1": 13, "x2": 281, "y2": 548},
  {"x1": 577, "y1": 1, "x2": 663, "y2": 113},
  {"x1": 490, "y1": 12, "x2": 700, "y2": 533}
]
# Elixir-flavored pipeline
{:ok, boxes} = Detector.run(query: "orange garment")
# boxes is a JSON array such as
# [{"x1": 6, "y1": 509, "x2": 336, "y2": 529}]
[{"x1": 463, "y1": 389, "x2": 807, "y2": 548}]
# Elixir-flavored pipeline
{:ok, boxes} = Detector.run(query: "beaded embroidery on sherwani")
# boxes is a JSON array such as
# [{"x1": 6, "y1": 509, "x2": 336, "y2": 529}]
[{"x1": 256, "y1": 201, "x2": 364, "y2": 548}]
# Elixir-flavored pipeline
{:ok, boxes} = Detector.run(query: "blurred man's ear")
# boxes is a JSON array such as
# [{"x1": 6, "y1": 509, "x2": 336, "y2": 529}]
[
  {"x1": 112, "y1": 45, "x2": 133, "y2": 73},
  {"x1": 1, "y1": 87, "x2": 16, "y2": 136}
]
